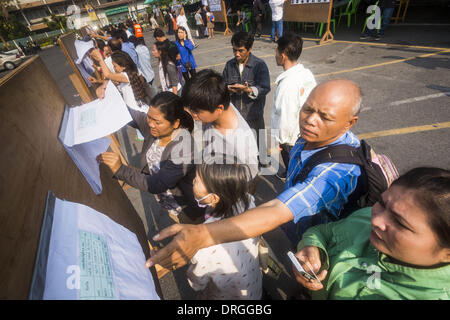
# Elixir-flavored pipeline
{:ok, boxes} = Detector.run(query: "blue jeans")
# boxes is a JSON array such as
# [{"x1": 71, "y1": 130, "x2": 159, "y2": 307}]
[
  {"x1": 379, "y1": 7, "x2": 395, "y2": 35},
  {"x1": 365, "y1": 6, "x2": 395, "y2": 36},
  {"x1": 271, "y1": 19, "x2": 283, "y2": 41}
]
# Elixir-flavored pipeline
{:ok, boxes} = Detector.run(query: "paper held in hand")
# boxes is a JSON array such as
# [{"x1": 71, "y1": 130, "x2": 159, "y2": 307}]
[
  {"x1": 58, "y1": 81, "x2": 132, "y2": 194},
  {"x1": 59, "y1": 80, "x2": 132, "y2": 147}
]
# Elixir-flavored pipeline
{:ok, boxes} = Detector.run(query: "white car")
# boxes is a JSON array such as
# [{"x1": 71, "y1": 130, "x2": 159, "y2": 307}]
[{"x1": 0, "y1": 50, "x2": 24, "y2": 71}]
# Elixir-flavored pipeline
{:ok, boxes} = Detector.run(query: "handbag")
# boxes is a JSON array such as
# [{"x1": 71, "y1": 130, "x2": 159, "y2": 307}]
[{"x1": 183, "y1": 61, "x2": 193, "y2": 71}]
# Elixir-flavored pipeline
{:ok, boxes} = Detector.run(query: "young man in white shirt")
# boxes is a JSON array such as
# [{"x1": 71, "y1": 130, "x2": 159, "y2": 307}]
[
  {"x1": 271, "y1": 31, "x2": 316, "y2": 180},
  {"x1": 181, "y1": 69, "x2": 260, "y2": 180},
  {"x1": 269, "y1": 0, "x2": 288, "y2": 42}
]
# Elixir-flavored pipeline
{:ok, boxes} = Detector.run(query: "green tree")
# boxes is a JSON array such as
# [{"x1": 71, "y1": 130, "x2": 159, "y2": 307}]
[
  {"x1": 153, "y1": 0, "x2": 174, "y2": 7},
  {"x1": 0, "y1": 0, "x2": 30, "y2": 49},
  {"x1": 43, "y1": 13, "x2": 67, "y2": 31},
  {"x1": 0, "y1": 0, "x2": 12, "y2": 48}
]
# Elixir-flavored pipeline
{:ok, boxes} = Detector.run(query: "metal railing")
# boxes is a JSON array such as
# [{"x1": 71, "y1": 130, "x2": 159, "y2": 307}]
[{"x1": 0, "y1": 29, "x2": 66, "y2": 51}]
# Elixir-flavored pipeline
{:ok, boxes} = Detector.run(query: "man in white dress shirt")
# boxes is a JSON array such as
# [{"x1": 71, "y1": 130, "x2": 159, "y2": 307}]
[
  {"x1": 271, "y1": 31, "x2": 316, "y2": 180},
  {"x1": 269, "y1": 0, "x2": 288, "y2": 42}
]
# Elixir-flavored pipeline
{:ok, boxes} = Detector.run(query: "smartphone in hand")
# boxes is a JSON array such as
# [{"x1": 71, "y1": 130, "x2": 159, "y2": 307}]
[{"x1": 287, "y1": 251, "x2": 321, "y2": 284}]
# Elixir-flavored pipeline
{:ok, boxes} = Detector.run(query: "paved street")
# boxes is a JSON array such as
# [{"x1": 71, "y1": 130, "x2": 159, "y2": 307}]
[{"x1": 31, "y1": 19, "x2": 450, "y2": 300}]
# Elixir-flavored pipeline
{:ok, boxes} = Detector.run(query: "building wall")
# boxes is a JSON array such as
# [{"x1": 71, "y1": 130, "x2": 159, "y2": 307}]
[{"x1": 9, "y1": 0, "x2": 147, "y2": 32}]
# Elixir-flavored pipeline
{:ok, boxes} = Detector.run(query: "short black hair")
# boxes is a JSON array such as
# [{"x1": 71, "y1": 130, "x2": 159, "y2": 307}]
[
  {"x1": 108, "y1": 37, "x2": 122, "y2": 51},
  {"x1": 153, "y1": 28, "x2": 165, "y2": 39},
  {"x1": 181, "y1": 69, "x2": 230, "y2": 113},
  {"x1": 231, "y1": 31, "x2": 254, "y2": 50},
  {"x1": 135, "y1": 37, "x2": 145, "y2": 46},
  {"x1": 128, "y1": 35, "x2": 137, "y2": 46},
  {"x1": 277, "y1": 31, "x2": 303, "y2": 61},
  {"x1": 111, "y1": 29, "x2": 128, "y2": 42},
  {"x1": 118, "y1": 31, "x2": 128, "y2": 42}
]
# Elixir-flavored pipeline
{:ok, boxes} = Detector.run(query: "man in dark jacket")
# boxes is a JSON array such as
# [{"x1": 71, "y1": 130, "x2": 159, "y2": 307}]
[
  {"x1": 222, "y1": 31, "x2": 271, "y2": 166},
  {"x1": 252, "y1": 0, "x2": 265, "y2": 37}
]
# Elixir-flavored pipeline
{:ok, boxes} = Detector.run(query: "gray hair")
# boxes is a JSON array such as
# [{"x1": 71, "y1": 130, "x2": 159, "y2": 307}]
[{"x1": 352, "y1": 96, "x2": 362, "y2": 116}]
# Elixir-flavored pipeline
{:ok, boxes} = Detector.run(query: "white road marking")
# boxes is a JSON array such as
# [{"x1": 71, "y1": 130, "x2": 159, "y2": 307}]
[
  {"x1": 388, "y1": 92, "x2": 450, "y2": 106},
  {"x1": 361, "y1": 92, "x2": 450, "y2": 112}
]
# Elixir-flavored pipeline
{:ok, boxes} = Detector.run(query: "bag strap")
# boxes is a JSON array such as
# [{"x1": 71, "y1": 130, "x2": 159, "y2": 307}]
[{"x1": 295, "y1": 144, "x2": 365, "y2": 184}]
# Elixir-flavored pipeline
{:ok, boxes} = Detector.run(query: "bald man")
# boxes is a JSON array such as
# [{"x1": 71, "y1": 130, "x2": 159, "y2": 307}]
[{"x1": 146, "y1": 79, "x2": 362, "y2": 270}]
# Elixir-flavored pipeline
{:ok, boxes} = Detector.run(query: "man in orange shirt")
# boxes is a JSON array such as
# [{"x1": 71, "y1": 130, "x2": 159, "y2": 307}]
[{"x1": 133, "y1": 20, "x2": 143, "y2": 38}]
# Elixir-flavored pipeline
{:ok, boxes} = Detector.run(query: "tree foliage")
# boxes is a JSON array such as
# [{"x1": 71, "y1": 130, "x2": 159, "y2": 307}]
[
  {"x1": 0, "y1": 0, "x2": 30, "y2": 44},
  {"x1": 43, "y1": 13, "x2": 67, "y2": 31}
]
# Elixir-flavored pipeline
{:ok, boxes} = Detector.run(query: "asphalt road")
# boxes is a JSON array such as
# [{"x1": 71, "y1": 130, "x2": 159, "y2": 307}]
[{"x1": 28, "y1": 20, "x2": 450, "y2": 300}]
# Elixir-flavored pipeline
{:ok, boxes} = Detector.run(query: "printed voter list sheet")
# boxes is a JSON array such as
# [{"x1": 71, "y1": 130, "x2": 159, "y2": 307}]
[
  {"x1": 59, "y1": 109, "x2": 111, "y2": 195},
  {"x1": 58, "y1": 80, "x2": 132, "y2": 194},
  {"x1": 43, "y1": 196, "x2": 160, "y2": 300},
  {"x1": 61, "y1": 80, "x2": 132, "y2": 147},
  {"x1": 63, "y1": 135, "x2": 111, "y2": 195}
]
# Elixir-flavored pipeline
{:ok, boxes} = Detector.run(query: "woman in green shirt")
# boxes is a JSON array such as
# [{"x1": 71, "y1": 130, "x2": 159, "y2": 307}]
[{"x1": 293, "y1": 167, "x2": 450, "y2": 300}]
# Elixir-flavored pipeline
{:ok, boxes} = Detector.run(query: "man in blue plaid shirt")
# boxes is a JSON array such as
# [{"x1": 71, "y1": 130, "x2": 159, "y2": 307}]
[
  {"x1": 276, "y1": 79, "x2": 361, "y2": 245},
  {"x1": 146, "y1": 79, "x2": 364, "y2": 270}
]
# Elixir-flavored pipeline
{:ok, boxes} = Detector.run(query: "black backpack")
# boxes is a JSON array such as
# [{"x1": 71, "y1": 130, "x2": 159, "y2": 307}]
[{"x1": 293, "y1": 140, "x2": 399, "y2": 220}]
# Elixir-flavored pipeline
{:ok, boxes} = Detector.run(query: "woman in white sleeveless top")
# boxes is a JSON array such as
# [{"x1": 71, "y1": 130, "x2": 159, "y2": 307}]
[{"x1": 176, "y1": 7, "x2": 196, "y2": 47}]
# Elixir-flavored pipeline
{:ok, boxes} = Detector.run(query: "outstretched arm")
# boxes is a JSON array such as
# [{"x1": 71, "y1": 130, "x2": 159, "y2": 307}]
[
  {"x1": 89, "y1": 32, "x2": 111, "y2": 42},
  {"x1": 90, "y1": 49, "x2": 128, "y2": 83},
  {"x1": 146, "y1": 199, "x2": 294, "y2": 269}
]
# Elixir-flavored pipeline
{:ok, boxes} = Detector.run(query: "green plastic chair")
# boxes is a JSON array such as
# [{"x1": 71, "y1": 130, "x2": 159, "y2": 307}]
[
  {"x1": 337, "y1": 0, "x2": 360, "y2": 27},
  {"x1": 317, "y1": 18, "x2": 336, "y2": 37},
  {"x1": 362, "y1": 1, "x2": 381, "y2": 34},
  {"x1": 244, "y1": 11, "x2": 252, "y2": 33}
]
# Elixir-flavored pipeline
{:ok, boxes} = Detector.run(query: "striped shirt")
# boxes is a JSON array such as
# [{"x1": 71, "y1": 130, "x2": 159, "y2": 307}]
[{"x1": 277, "y1": 131, "x2": 361, "y2": 241}]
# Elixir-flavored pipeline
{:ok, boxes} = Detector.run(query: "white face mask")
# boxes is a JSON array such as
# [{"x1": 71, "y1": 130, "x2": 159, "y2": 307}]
[{"x1": 195, "y1": 193, "x2": 213, "y2": 208}]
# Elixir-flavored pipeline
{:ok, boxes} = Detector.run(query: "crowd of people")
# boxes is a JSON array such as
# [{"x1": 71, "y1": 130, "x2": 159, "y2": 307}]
[{"x1": 82, "y1": 8, "x2": 449, "y2": 301}]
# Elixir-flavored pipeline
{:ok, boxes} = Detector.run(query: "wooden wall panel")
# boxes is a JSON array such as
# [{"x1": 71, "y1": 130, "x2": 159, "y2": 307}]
[
  {"x1": 283, "y1": 2, "x2": 331, "y2": 23},
  {"x1": 0, "y1": 57, "x2": 161, "y2": 299}
]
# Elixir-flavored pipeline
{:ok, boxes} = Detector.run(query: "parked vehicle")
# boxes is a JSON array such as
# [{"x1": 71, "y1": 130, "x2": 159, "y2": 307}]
[{"x1": 0, "y1": 51, "x2": 24, "y2": 71}]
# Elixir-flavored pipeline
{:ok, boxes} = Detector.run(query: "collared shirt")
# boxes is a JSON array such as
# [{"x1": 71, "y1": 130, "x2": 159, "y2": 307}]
[
  {"x1": 277, "y1": 131, "x2": 361, "y2": 224},
  {"x1": 121, "y1": 41, "x2": 139, "y2": 66},
  {"x1": 299, "y1": 207, "x2": 450, "y2": 300},
  {"x1": 269, "y1": 0, "x2": 285, "y2": 21},
  {"x1": 175, "y1": 39, "x2": 197, "y2": 73},
  {"x1": 135, "y1": 44, "x2": 155, "y2": 83},
  {"x1": 271, "y1": 63, "x2": 316, "y2": 146}
]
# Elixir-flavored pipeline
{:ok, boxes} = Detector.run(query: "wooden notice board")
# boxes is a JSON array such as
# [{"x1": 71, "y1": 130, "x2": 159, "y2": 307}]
[
  {"x1": 58, "y1": 31, "x2": 130, "y2": 181},
  {"x1": 58, "y1": 31, "x2": 98, "y2": 99},
  {"x1": 0, "y1": 56, "x2": 162, "y2": 299},
  {"x1": 283, "y1": 0, "x2": 334, "y2": 44},
  {"x1": 79, "y1": 25, "x2": 93, "y2": 38},
  {"x1": 208, "y1": 0, "x2": 232, "y2": 35}
]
